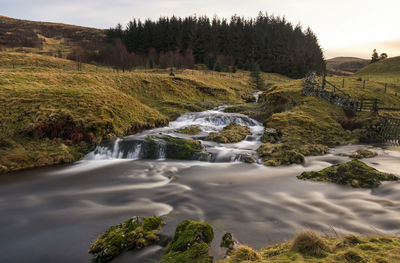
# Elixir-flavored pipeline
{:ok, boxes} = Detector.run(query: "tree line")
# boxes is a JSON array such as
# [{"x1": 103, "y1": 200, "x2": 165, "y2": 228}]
[{"x1": 101, "y1": 12, "x2": 325, "y2": 78}]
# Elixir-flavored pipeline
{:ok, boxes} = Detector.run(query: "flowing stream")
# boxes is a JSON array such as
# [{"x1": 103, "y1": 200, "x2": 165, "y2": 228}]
[{"x1": 0, "y1": 99, "x2": 400, "y2": 263}]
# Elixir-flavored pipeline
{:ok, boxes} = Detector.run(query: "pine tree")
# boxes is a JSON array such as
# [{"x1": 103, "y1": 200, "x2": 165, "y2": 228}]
[{"x1": 250, "y1": 62, "x2": 264, "y2": 90}]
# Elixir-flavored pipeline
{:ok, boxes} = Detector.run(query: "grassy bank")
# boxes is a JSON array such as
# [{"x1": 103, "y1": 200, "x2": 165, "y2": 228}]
[
  {"x1": 226, "y1": 69, "x2": 400, "y2": 165},
  {"x1": 0, "y1": 52, "x2": 264, "y2": 172},
  {"x1": 220, "y1": 231, "x2": 400, "y2": 263}
]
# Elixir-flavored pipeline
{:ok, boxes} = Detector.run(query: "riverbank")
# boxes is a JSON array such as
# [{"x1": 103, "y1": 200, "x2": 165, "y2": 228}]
[{"x1": 0, "y1": 52, "x2": 291, "y2": 172}]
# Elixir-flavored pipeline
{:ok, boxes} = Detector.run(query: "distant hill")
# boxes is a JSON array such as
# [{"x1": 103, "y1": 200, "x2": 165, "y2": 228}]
[
  {"x1": 326, "y1": 57, "x2": 370, "y2": 76},
  {"x1": 0, "y1": 15, "x2": 105, "y2": 59},
  {"x1": 357, "y1": 56, "x2": 400, "y2": 75}
]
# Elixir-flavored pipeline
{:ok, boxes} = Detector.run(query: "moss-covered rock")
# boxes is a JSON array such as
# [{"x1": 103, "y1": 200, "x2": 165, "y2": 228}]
[
  {"x1": 298, "y1": 160, "x2": 398, "y2": 188},
  {"x1": 220, "y1": 232, "x2": 235, "y2": 250},
  {"x1": 257, "y1": 143, "x2": 304, "y2": 166},
  {"x1": 244, "y1": 155, "x2": 255, "y2": 164},
  {"x1": 177, "y1": 125, "x2": 202, "y2": 135},
  {"x1": 261, "y1": 128, "x2": 280, "y2": 143},
  {"x1": 89, "y1": 216, "x2": 165, "y2": 262},
  {"x1": 298, "y1": 144, "x2": 329, "y2": 156},
  {"x1": 162, "y1": 220, "x2": 214, "y2": 263},
  {"x1": 160, "y1": 135, "x2": 202, "y2": 159},
  {"x1": 350, "y1": 149, "x2": 377, "y2": 159},
  {"x1": 144, "y1": 135, "x2": 203, "y2": 160},
  {"x1": 206, "y1": 123, "x2": 251, "y2": 143}
]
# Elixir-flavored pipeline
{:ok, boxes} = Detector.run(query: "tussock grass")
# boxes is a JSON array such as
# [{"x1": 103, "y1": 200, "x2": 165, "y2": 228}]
[{"x1": 218, "y1": 232, "x2": 400, "y2": 263}]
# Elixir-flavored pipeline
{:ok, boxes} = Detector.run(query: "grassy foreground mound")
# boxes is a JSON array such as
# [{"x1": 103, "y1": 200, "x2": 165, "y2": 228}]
[
  {"x1": 218, "y1": 230, "x2": 400, "y2": 263},
  {"x1": 162, "y1": 220, "x2": 214, "y2": 263},
  {"x1": 89, "y1": 216, "x2": 164, "y2": 262},
  {"x1": 298, "y1": 160, "x2": 398, "y2": 188},
  {"x1": 0, "y1": 52, "x2": 256, "y2": 173},
  {"x1": 206, "y1": 123, "x2": 251, "y2": 143}
]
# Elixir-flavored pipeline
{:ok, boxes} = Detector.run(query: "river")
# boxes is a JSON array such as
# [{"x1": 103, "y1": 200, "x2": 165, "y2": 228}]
[{"x1": 0, "y1": 105, "x2": 399, "y2": 263}]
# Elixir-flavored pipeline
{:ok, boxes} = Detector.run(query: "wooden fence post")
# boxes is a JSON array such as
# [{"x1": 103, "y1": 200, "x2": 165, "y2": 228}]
[
  {"x1": 384, "y1": 83, "x2": 387, "y2": 93},
  {"x1": 362, "y1": 80, "x2": 366, "y2": 89},
  {"x1": 342, "y1": 79, "x2": 345, "y2": 89}
]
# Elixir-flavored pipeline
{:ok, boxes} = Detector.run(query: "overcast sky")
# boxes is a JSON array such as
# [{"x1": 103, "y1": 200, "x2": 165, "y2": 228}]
[{"x1": 2, "y1": 0, "x2": 400, "y2": 58}]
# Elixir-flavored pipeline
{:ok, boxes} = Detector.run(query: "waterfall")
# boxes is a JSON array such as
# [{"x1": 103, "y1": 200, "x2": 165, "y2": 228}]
[{"x1": 85, "y1": 106, "x2": 265, "y2": 163}]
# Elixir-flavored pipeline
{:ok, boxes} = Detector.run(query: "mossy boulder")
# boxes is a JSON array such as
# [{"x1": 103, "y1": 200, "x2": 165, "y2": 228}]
[
  {"x1": 261, "y1": 128, "x2": 280, "y2": 143},
  {"x1": 206, "y1": 123, "x2": 251, "y2": 143},
  {"x1": 177, "y1": 125, "x2": 202, "y2": 135},
  {"x1": 161, "y1": 136, "x2": 203, "y2": 159},
  {"x1": 298, "y1": 143, "x2": 329, "y2": 156},
  {"x1": 89, "y1": 216, "x2": 165, "y2": 262},
  {"x1": 257, "y1": 143, "x2": 304, "y2": 166},
  {"x1": 146, "y1": 135, "x2": 203, "y2": 160},
  {"x1": 162, "y1": 220, "x2": 214, "y2": 263},
  {"x1": 298, "y1": 160, "x2": 398, "y2": 188},
  {"x1": 220, "y1": 232, "x2": 235, "y2": 251},
  {"x1": 350, "y1": 149, "x2": 377, "y2": 159}
]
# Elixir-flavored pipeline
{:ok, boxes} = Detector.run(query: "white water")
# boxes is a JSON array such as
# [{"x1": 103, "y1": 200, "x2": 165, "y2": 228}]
[{"x1": 85, "y1": 104, "x2": 265, "y2": 163}]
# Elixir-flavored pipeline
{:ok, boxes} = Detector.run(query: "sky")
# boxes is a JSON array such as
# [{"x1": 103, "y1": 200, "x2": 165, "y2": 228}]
[{"x1": 2, "y1": 0, "x2": 400, "y2": 59}]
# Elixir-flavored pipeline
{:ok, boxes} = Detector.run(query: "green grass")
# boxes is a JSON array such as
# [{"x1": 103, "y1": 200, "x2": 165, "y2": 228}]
[
  {"x1": 218, "y1": 231, "x2": 400, "y2": 263},
  {"x1": 0, "y1": 52, "x2": 266, "y2": 172}
]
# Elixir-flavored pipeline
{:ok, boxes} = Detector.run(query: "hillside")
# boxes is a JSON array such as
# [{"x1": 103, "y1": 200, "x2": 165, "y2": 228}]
[
  {"x1": 357, "y1": 56, "x2": 400, "y2": 74},
  {"x1": 0, "y1": 52, "x2": 292, "y2": 172},
  {"x1": 326, "y1": 57, "x2": 369, "y2": 76},
  {"x1": 0, "y1": 15, "x2": 105, "y2": 58},
  {"x1": 355, "y1": 56, "x2": 400, "y2": 84}
]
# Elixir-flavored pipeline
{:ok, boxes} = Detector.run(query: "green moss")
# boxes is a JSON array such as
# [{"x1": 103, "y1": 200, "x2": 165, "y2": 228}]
[
  {"x1": 157, "y1": 135, "x2": 202, "y2": 160},
  {"x1": 162, "y1": 220, "x2": 214, "y2": 263},
  {"x1": 220, "y1": 232, "x2": 235, "y2": 250},
  {"x1": 298, "y1": 160, "x2": 398, "y2": 188},
  {"x1": 298, "y1": 144, "x2": 329, "y2": 156},
  {"x1": 89, "y1": 216, "x2": 165, "y2": 262},
  {"x1": 257, "y1": 143, "x2": 304, "y2": 166},
  {"x1": 177, "y1": 125, "x2": 202, "y2": 135},
  {"x1": 206, "y1": 122, "x2": 251, "y2": 143},
  {"x1": 350, "y1": 149, "x2": 377, "y2": 159},
  {"x1": 261, "y1": 128, "x2": 280, "y2": 143},
  {"x1": 244, "y1": 155, "x2": 255, "y2": 164}
]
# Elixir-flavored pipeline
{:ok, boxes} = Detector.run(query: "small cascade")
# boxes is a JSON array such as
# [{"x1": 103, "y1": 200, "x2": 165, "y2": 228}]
[
  {"x1": 157, "y1": 143, "x2": 166, "y2": 160},
  {"x1": 253, "y1": 91, "x2": 263, "y2": 103},
  {"x1": 126, "y1": 143, "x2": 142, "y2": 160},
  {"x1": 85, "y1": 105, "x2": 266, "y2": 163}
]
